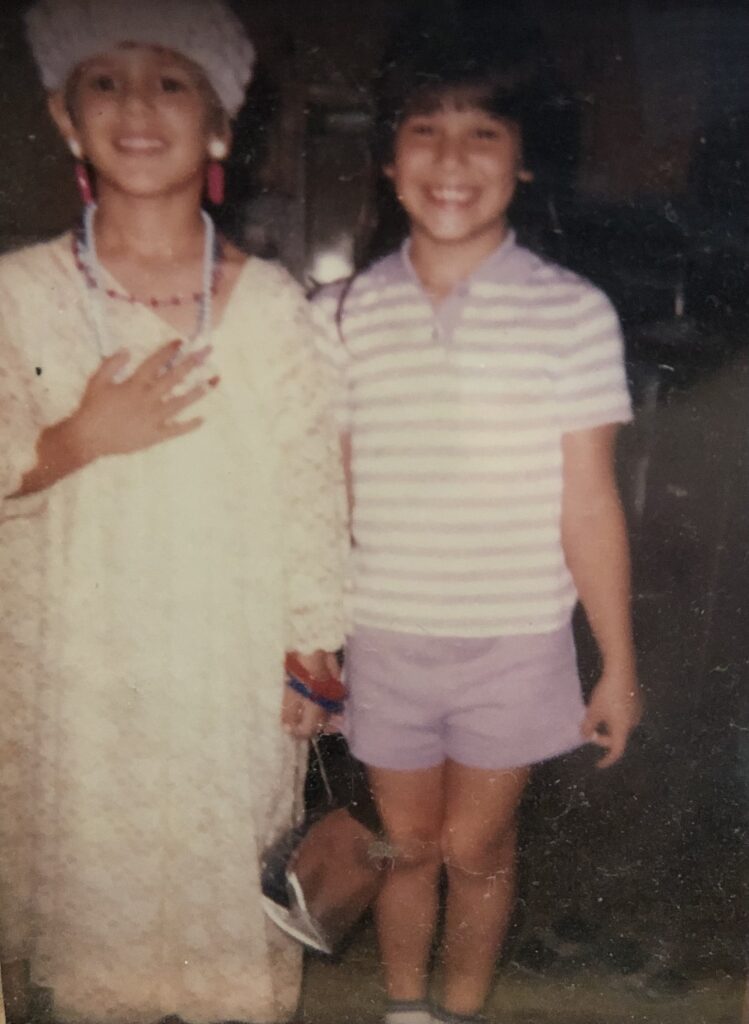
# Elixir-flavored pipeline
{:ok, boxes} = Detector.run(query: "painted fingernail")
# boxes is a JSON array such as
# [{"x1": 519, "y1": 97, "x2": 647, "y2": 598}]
[
  {"x1": 194, "y1": 345, "x2": 213, "y2": 363},
  {"x1": 208, "y1": 375, "x2": 220, "y2": 388}
]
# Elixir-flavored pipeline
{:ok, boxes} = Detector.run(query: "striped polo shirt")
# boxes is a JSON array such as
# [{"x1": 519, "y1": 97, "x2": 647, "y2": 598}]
[{"x1": 312, "y1": 231, "x2": 632, "y2": 638}]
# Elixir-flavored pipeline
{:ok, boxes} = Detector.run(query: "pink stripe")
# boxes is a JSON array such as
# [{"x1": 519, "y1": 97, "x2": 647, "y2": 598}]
[
  {"x1": 347, "y1": 327, "x2": 432, "y2": 350},
  {"x1": 456, "y1": 312, "x2": 596, "y2": 332},
  {"x1": 354, "y1": 421, "x2": 561, "y2": 442},
  {"x1": 464, "y1": 291, "x2": 586, "y2": 313},
  {"x1": 360, "y1": 565, "x2": 557, "y2": 584},
  {"x1": 356, "y1": 466, "x2": 557, "y2": 481},
  {"x1": 355, "y1": 419, "x2": 556, "y2": 436},
  {"x1": 354, "y1": 392, "x2": 552, "y2": 413},
  {"x1": 355, "y1": 584, "x2": 568, "y2": 606},
  {"x1": 352, "y1": 364, "x2": 543, "y2": 387},
  {"x1": 355, "y1": 540, "x2": 552, "y2": 557},
  {"x1": 356, "y1": 610, "x2": 567, "y2": 630},
  {"x1": 358, "y1": 495, "x2": 557, "y2": 511},
  {"x1": 354, "y1": 515, "x2": 553, "y2": 534},
  {"x1": 566, "y1": 332, "x2": 622, "y2": 360},
  {"x1": 354, "y1": 467, "x2": 555, "y2": 485},
  {"x1": 560, "y1": 383, "x2": 629, "y2": 403}
]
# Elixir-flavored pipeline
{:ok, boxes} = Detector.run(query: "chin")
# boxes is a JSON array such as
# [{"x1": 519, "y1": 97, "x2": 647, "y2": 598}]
[
  {"x1": 102, "y1": 174, "x2": 199, "y2": 201},
  {"x1": 424, "y1": 224, "x2": 490, "y2": 244}
]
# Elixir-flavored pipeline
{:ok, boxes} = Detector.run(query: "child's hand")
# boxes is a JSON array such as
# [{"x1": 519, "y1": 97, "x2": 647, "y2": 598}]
[
  {"x1": 291, "y1": 649, "x2": 341, "y2": 683},
  {"x1": 281, "y1": 686, "x2": 328, "y2": 739},
  {"x1": 581, "y1": 671, "x2": 643, "y2": 769},
  {"x1": 72, "y1": 339, "x2": 216, "y2": 461}
]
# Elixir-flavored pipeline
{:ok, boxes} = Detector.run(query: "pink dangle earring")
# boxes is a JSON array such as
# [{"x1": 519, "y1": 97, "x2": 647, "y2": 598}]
[
  {"x1": 206, "y1": 139, "x2": 228, "y2": 205},
  {"x1": 68, "y1": 139, "x2": 94, "y2": 206}
]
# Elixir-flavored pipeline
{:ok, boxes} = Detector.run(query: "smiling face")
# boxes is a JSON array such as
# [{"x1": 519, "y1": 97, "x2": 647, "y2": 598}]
[
  {"x1": 50, "y1": 43, "x2": 227, "y2": 201},
  {"x1": 385, "y1": 95, "x2": 532, "y2": 259}
]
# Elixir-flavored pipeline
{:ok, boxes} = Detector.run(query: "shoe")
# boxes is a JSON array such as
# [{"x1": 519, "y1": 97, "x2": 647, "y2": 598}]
[
  {"x1": 382, "y1": 1002, "x2": 434, "y2": 1024},
  {"x1": 260, "y1": 814, "x2": 333, "y2": 955},
  {"x1": 261, "y1": 867, "x2": 333, "y2": 955},
  {"x1": 430, "y1": 1009, "x2": 488, "y2": 1023}
]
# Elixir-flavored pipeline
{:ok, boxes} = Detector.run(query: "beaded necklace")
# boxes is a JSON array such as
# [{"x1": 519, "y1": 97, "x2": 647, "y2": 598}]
[{"x1": 74, "y1": 204, "x2": 219, "y2": 357}]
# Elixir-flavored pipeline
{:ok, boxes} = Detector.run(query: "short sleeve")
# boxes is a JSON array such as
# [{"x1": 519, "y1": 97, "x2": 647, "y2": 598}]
[
  {"x1": 556, "y1": 286, "x2": 632, "y2": 433},
  {"x1": 309, "y1": 284, "x2": 352, "y2": 432}
]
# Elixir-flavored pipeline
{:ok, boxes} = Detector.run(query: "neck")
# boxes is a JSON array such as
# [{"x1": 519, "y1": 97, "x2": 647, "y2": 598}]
[
  {"x1": 91, "y1": 186, "x2": 207, "y2": 261},
  {"x1": 409, "y1": 222, "x2": 510, "y2": 301}
]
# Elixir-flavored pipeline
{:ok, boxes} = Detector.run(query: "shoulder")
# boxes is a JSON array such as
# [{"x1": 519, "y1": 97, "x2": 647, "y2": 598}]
[
  {"x1": 227, "y1": 257, "x2": 326, "y2": 379},
  {"x1": 0, "y1": 233, "x2": 73, "y2": 293},
  {"x1": 233, "y1": 254, "x2": 307, "y2": 310},
  {"x1": 511, "y1": 244, "x2": 620, "y2": 320},
  {"x1": 514, "y1": 250, "x2": 626, "y2": 372},
  {"x1": 228, "y1": 255, "x2": 318, "y2": 353},
  {"x1": 0, "y1": 235, "x2": 77, "y2": 353}
]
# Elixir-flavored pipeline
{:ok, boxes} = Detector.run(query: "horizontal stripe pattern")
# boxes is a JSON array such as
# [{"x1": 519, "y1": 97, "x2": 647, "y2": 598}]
[{"x1": 312, "y1": 232, "x2": 632, "y2": 637}]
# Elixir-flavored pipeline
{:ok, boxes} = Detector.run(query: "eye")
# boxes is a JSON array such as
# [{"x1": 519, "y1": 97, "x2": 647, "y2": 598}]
[
  {"x1": 89, "y1": 73, "x2": 117, "y2": 93},
  {"x1": 408, "y1": 120, "x2": 436, "y2": 137},
  {"x1": 473, "y1": 124, "x2": 504, "y2": 141},
  {"x1": 160, "y1": 76, "x2": 187, "y2": 93}
]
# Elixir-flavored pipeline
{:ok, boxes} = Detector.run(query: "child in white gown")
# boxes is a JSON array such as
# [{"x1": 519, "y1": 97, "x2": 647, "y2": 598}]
[{"x1": 0, "y1": 2, "x2": 346, "y2": 1021}]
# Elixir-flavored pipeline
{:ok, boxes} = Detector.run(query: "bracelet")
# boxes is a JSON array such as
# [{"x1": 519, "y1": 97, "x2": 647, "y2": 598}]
[
  {"x1": 285, "y1": 652, "x2": 346, "y2": 702},
  {"x1": 286, "y1": 675, "x2": 345, "y2": 715}
]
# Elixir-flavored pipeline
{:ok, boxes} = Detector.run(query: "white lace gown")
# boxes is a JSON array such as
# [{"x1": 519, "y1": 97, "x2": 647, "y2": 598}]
[{"x1": 0, "y1": 236, "x2": 346, "y2": 1024}]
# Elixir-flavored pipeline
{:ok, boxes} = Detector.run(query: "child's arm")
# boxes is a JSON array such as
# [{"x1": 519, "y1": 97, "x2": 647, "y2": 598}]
[
  {"x1": 271, "y1": 285, "x2": 347, "y2": 712},
  {"x1": 561, "y1": 422, "x2": 642, "y2": 768},
  {"x1": 341, "y1": 430, "x2": 354, "y2": 525},
  {"x1": 12, "y1": 341, "x2": 213, "y2": 498}
]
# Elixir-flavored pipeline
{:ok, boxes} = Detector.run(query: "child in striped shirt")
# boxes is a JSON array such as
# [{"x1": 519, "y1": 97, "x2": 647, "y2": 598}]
[{"x1": 314, "y1": 13, "x2": 642, "y2": 1024}]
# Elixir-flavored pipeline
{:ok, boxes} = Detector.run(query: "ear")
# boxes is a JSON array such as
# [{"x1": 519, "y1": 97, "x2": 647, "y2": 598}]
[
  {"x1": 208, "y1": 136, "x2": 230, "y2": 161},
  {"x1": 48, "y1": 91, "x2": 80, "y2": 153},
  {"x1": 518, "y1": 167, "x2": 535, "y2": 184},
  {"x1": 207, "y1": 122, "x2": 233, "y2": 161},
  {"x1": 209, "y1": 108, "x2": 232, "y2": 152},
  {"x1": 383, "y1": 163, "x2": 395, "y2": 182}
]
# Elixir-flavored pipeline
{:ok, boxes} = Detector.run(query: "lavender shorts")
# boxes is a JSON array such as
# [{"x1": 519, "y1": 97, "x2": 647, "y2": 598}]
[{"x1": 344, "y1": 623, "x2": 587, "y2": 772}]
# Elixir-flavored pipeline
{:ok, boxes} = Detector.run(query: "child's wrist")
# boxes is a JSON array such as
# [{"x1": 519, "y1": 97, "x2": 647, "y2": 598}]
[
  {"x1": 598, "y1": 664, "x2": 638, "y2": 694},
  {"x1": 286, "y1": 675, "x2": 344, "y2": 714},
  {"x1": 60, "y1": 411, "x2": 98, "y2": 469},
  {"x1": 285, "y1": 652, "x2": 346, "y2": 713}
]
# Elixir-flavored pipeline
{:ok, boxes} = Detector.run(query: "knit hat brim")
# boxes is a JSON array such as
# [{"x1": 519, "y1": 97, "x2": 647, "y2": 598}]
[{"x1": 25, "y1": 0, "x2": 256, "y2": 117}]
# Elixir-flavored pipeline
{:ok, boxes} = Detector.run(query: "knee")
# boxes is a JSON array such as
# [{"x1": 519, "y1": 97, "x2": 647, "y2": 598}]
[
  {"x1": 441, "y1": 820, "x2": 518, "y2": 879},
  {"x1": 383, "y1": 827, "x2": 443, "y2": 872}
]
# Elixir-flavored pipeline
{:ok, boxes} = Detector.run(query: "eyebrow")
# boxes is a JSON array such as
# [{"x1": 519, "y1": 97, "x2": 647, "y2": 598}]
[
  {"x1": 405, "y1": 105, "x2": 510, "y2": 121},
  {"x1": 79, "y1": 57, "x2": 193, "y2": 77}
]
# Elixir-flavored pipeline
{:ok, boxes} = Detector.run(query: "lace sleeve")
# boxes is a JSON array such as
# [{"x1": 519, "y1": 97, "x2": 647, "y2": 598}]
[
  {"x1": 0, "y1": 311, "x2": 46, "y2": 522},
  {"x1": 273, "y1": 292, "x2": 347, "y2": 654}
]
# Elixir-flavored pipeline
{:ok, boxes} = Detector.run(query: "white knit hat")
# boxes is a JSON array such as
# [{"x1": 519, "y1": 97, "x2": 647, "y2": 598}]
[{"x1": 25, "y1": 0, "x2": 256, "y2": 116}]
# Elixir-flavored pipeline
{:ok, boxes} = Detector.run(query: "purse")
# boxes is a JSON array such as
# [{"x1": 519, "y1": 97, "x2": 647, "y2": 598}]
[{"x1": 261, "y1": 734, "x2": 387, "y2": 954}]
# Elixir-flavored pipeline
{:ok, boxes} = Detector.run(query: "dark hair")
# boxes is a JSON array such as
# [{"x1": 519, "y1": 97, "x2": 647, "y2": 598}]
[{"x1": 373, "y1": 7, "x2": 572, "y2": 181}]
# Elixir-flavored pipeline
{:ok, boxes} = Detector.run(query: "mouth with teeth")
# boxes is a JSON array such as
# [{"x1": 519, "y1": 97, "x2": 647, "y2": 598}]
[
  {"x1": 114, "y1": 137, "x2": 167, "y2": 154},
  {"x1": 426, "y1": 185, "x2": 476, "y2": 206}
]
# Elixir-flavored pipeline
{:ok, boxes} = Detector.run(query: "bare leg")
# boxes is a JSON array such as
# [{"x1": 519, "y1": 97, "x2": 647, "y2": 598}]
[
  {"x1": 368, "y1": 764, "x2": 445, "y2": 1002},
  {"x1": 439, "y1": 762, "x2": 529, "y2": 1016}
]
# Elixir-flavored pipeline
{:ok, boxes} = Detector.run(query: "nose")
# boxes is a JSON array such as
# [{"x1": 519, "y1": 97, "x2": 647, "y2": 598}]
[
  {"x1": 121, "y1": 80, "x2": 155, "y2": 113},
  {"x1": 433, "y1": 132, "x2": 465, "y2": 169}
]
